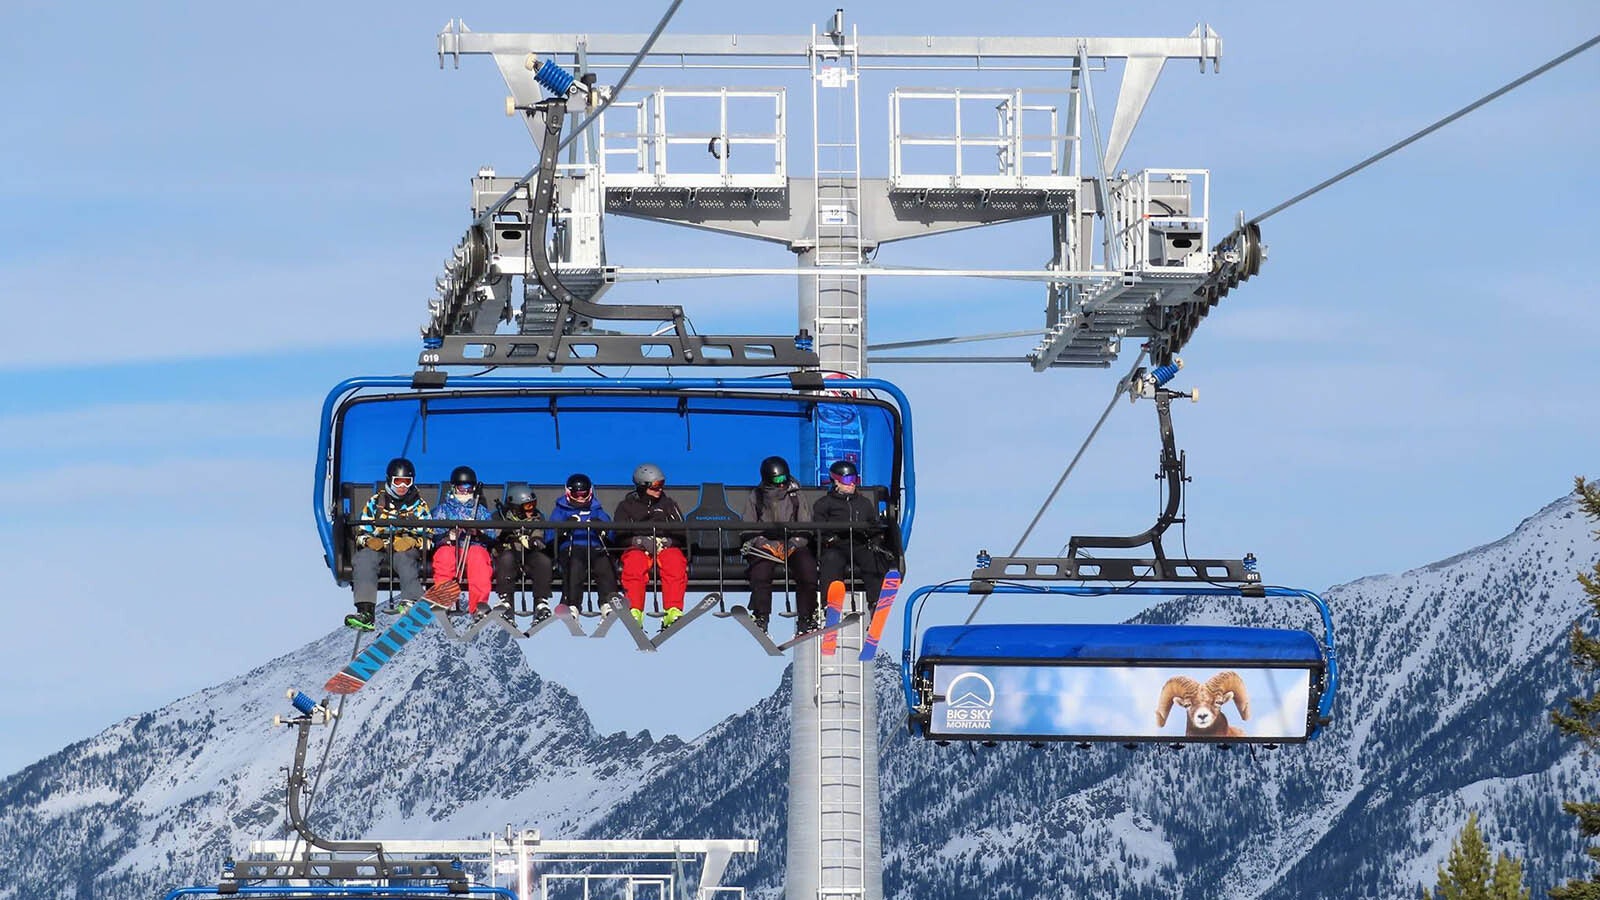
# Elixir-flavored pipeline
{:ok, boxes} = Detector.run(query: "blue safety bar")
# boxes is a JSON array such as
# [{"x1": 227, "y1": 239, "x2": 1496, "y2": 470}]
[
  {"x1": 164, "y1": 886, "x2": 516, "y2": 900},
  {"x1": 900, "y1": 583, "x2": 1339, "y2": 733},
  {"x1": 313, "y1": 375, "x2": 917, "y2": 571}
]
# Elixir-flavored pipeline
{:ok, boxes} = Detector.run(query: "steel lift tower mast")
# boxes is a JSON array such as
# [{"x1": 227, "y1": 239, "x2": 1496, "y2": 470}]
[{"x1": 434, "y1": 12, "x2": 1249, "y2": 899}]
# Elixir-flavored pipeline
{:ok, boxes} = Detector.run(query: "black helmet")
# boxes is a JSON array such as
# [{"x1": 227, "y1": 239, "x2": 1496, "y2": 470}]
[
  {"x1": 385, "y1": 457, "x2": 416, "y2": 497},
  {"x1": 566, "y1": 473, "x2": 593, "y2": 495},
  {"x1": 829, "y1": 459, "x2": 859, "y2": 487},
  {"x1": 505, "y1": 483, "x2": 537, "y2": 509},
  {"x1": 450, "y1": 465, "x2": 478, "y2": 490},
  {"x1": 633, "y1": 462, "x2": 666, "y2": 490},
  {"x1": 759, "y1": 456, "x2": 791, "y2": 486}
]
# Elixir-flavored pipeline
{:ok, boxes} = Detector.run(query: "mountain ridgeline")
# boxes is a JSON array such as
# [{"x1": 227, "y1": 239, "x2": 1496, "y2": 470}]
[{"x1": 1, "y1": 495, "x2": 1596, "y2": 898}]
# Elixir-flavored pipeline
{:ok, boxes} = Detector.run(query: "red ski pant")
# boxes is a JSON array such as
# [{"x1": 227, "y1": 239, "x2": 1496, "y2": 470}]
[
  {"x1": 620, "y1": 547, "x2": 687, "y2": 611},
  {"x1": 433, "y1": 543, "x2": 494, "y2": 612}
]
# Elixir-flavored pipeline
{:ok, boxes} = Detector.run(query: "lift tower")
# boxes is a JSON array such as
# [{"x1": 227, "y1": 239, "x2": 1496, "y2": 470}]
[{"x1": 434, "y1": 11, "x2": 1249, "y2": 899}]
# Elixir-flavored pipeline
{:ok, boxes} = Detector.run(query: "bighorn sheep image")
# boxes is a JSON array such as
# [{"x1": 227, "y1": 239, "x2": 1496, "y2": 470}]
[{"x1": 1155, "y1": 671, "x2": 1251, "y2": 737}]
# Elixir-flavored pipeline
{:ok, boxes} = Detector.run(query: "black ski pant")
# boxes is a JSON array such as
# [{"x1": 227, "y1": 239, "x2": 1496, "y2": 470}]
[
  {"x1": 746, "y1": 546, "x2": 819, "y2": 622},
  {"x1": 819, "y1": 543, "x2": 888, "y2": 613},
  {"x1": 494, "y1": 546, "x2": 555, "y2": 606},
  {"x1": 558, "y1": 546, "x2": 618, "y2": 610}
]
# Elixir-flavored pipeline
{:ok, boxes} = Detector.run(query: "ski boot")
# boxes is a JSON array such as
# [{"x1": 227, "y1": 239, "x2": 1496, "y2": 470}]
[
  {"x1": 531, "y1": 600, "x2": 552, "y2": 623},
  {"x1": 795, "y1": 612, "x2": 822, "y2": 638},
  {"x1": 344, "y1": 604, "x2": 376, "y2": 632},
  {"x1": 752, "y1": 611, "x2": 770, "y2": 635},
  {"x1": 630, "y1": 607, "x2": 645, "y2": 626},
  {"x1": 659, "y1": 607, "x2": 683, "y2": 633}
]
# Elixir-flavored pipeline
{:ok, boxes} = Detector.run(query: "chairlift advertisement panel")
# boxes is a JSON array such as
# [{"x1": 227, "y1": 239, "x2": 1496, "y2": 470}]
[{"x1": 926, "y1": 662, "x2": 1315, "y2": 742}]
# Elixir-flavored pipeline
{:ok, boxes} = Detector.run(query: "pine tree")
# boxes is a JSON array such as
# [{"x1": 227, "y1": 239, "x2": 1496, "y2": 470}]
[
  {"x1": 1550, "y1": 476, "x2": 1600, "y2": 899},
  {"x1": 1423, "y1": 813, "x2": 1529, "y2": 900}
]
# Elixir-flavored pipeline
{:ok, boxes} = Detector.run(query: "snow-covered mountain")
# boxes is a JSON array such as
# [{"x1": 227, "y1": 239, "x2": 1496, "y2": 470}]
[{"x1": 3, "y1": 494, "x2": 1597, "y2": 898}]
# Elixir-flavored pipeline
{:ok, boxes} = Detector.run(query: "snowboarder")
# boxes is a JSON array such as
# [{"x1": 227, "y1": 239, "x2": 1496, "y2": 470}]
[
  {"x1": 431, "y1": 465, "x2": 498, "y2": 615},
  {"x1": 493, "y1": 483, "x2": 556, "y2": 621},
  {"x1": 614, "y1": 462, "x2": 689, "y2": 632},
  {"x1": 347, "y1": 457, "x2": 431, "y2": 631},
  {"x1": 740, "y1": 455, "x2": 819, "y2": 635},
  {"x1": 813, "y1": 459, "x2": 892, "y2": 615},
  {"x1": 546, "y1": 473, "x2": 618, "y2": 611}
]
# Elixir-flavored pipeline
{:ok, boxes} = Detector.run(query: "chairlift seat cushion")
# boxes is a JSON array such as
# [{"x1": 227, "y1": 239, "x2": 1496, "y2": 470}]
[{"x1": 919, "y1": 623, "x2": 1322, "y2": 665}]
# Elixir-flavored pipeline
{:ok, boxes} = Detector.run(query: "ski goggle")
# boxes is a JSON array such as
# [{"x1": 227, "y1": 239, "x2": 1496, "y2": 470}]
[
  {"x1": 833, "y1": 473, "x2": 859, "y2": 486},
  {"x1": 519, "y1": 502, "x2": 537, "y2": 514},
  {"x1": 388, "y1": 476, "x2": 414, "y2": 489},
  {"x1": 644, "y1": 480, "x2": 665, "y2": 490},
  {"x1": 568, "y1": 488, "x2": 591, "y2": 499},
  {"x1": 767, "y1": 473, "x2": 787, "y2": 484},
  {"x1": 452, "y1": 482, "x2": 476, "y2": 493}
]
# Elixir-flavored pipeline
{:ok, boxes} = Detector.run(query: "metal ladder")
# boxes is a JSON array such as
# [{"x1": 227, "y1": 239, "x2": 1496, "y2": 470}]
[
  {"x1": 816, "y1": 612, "x2": 867, "y2": 900},
  {"x1": 809, "y1": 16, "x2": 864, "y2": 378}
]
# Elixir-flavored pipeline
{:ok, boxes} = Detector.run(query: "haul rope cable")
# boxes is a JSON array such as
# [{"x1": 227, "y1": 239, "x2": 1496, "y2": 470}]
[{"x1": 1251, "y1": 32, "x2": 1599, "y2": 225}]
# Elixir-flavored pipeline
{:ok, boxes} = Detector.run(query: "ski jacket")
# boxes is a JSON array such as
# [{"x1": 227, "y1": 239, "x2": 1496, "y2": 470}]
[
  {"x1": 614, "y1": 490, "x2": 687, "y2": 549},
  {"x1": 546, "y1": 495, "x2": 613, "y2": 551},
  {"x1": 741, "y1": 482, "x2": 807, "y2": 541},
  {"x1": 432, "y1": 496, "x2": 498, "y2": 545},
  {"x1": 358, "y1": 488, "x2": 432, "y2": 538},
  {"x1": 495, "y1": 507, "x2": 547, "y2": 551},
  {"x1": 811, "y1": 489, "x2": 882, "y2": 546}
]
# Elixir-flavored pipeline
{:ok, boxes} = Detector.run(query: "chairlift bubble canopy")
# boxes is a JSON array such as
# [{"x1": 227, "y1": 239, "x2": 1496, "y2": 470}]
[
  {"x1": 314, "y1": 374, "x2": 915, "y2": 584},
  {"x1": 899, "y1": 583, "x2": 1339, "y2": 745}
]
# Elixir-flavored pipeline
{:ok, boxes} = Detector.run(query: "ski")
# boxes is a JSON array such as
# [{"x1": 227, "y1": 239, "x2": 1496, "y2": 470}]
[
  {"x1": 325, "y1": 598, "x2": 448, "y2": 694},
  {"x1": 593, "y1": 594, "x2": 656, "y2": 651},
  {"x1": 509, "y1": 603, "x2": 585, "y2": 639},
  {"x1": 819, "y1": 580, "x2": 847, "y2": 656},
  {"x1": 550, "y1": 603, "x2": 587, "y2": 636},
  {"x1": 782, "y1": 611, "x2": 862, "y2": 652},
  {"x1": 649, "y1": 593, "x2": 721, "y2": 649},
  {"x1": 727, "y1": 605, "x2": 784, "y2": 656},
  {"x1": 858, "y1": 569, "x2": 903, "y2": 661},
  {"x1": 728, "y1": 604, "x2": 865, "y2": 656}
]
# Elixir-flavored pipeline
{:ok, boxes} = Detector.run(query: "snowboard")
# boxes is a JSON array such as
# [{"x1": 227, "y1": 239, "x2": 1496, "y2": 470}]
[
  {"x1": 325, "y1": 598, "x2": 447, "y2": 694},
  {"x1": 858, "y1": 569, "x2": 903, "y2": 661}
]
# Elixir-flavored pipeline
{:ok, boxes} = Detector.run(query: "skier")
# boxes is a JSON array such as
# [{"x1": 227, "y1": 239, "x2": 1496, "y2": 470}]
[
  {"x1": 431, "y1": 465, "x2": 498, "y2": 615},
  {"x1": 739, "y1": 455, "x2": 818, "y2": 635},
  {"x1": 493, "y1": 483, "x2": 555, "y2": 621},
  {"x1": 614, "y1": 462, "x2": 689, "y2": 632},
  {"x1": 347, "y1": 457, "x2": 431, "y2": 631},
  {"x1": 813, "y1": 459, "x2": 891, "y2": 616},
  {"x1": 546, "y1": 473, "x2": 618, "y2": 611}
]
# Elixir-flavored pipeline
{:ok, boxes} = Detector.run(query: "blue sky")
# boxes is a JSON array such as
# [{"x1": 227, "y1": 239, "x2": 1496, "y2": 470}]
[{"x1": 2, "y1": 1, "x2": 1597, "y2": 776}]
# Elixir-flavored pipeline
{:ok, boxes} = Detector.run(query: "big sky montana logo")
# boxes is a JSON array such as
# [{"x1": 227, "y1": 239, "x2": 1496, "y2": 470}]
[{"x1": 940, "y1": 671, "x2": 996, "y2": 731}]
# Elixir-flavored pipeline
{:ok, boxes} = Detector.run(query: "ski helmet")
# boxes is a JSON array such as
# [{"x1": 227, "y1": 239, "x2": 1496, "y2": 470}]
[
  {"x1": 450, "y1": 465, "x2": 478, "y2": 496},
  {"x1": 759, "y1": 456, "x2": 791, "y2": 486},
  {"x1": 633, "y1": 462, "x2": 666, "y2": 490},
  {"x1": 828, "y1": 459, "x2": 859, "y2": 486},
  {"x1": 385, "y1": 457, "x2": 416, "y2": 497},
  {"x1": 565, "y1": 473, "x2": 593, "y2": 496},
  {"x1": 505, "y1": 483, "x2": 537, "y2": 511}
]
